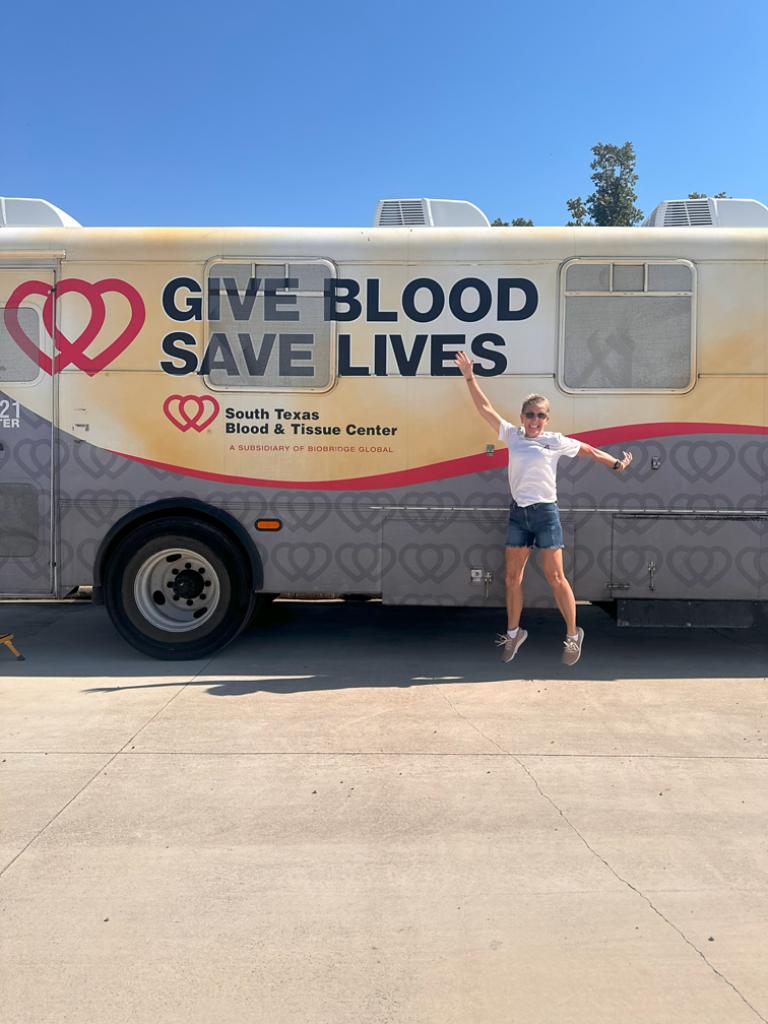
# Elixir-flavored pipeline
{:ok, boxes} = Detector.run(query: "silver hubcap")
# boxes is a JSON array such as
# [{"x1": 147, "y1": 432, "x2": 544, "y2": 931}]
[{"x1": 133, "y1": 548, "x2": 221, "y2": 633}]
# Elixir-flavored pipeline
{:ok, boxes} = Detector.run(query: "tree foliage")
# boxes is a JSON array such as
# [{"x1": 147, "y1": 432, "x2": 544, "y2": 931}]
[
  {"x1": 566, "y1": 142, "x2": 643, "y2": 226},
  {"x1": 492, "y1": 143, "x2": 733, "y2": 226},
  {"x1": 491, "y1": 217, "x2": 534, "y2": 226}
]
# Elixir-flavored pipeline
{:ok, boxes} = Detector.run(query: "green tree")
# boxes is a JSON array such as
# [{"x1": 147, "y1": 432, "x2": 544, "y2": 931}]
[
  {"x1": 491, "y1": 216, "x2": 534, "y2": 226},
  {"x1": 566, "y1": 141, "x2": 643, "y2": 226},
  {"x1": 688, "y1": 191, "x2": 729, "y2": 199}
]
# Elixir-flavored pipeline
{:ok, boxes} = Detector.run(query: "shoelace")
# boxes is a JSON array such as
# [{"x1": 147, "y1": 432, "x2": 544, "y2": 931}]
[
  {"x1": 495, "y1": 633, "x2": 518, "y2": 646},
  {"x1": 563, "y1": 637, "x2": 580, "y2": 653}
]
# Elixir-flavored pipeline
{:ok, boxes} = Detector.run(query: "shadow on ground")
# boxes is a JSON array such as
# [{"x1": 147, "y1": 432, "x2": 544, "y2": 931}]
[{"x1": 1, "y1": 598, "x2": 765, "y2": 689}]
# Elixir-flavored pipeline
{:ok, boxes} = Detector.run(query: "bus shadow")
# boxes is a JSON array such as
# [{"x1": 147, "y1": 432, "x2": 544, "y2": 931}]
[{"x1": 1, "y1": 599, "x2": 765, "y2": 686}]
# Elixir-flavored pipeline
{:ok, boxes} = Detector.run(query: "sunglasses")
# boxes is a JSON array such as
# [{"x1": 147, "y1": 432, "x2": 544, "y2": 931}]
[{"x1": 524, "y1": 411, "x2": 549, "y2": 420}]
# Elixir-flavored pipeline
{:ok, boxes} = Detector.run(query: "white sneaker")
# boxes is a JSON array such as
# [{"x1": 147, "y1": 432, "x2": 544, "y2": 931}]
[
  {"x1": 562, "y1": 627, "x2": 584, "y2": 666},
  {"x1": 496, "y1": 629, "x2": 528, "y2": 663}
]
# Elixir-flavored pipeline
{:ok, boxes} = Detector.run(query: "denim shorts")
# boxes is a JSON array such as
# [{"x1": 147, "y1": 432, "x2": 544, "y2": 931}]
[{"x1": 506, "y1": 500, "x2": 564, "y2": 549}]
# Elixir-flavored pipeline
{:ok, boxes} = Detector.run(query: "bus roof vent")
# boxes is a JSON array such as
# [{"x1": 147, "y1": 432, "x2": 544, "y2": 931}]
[
  {"x1": 374, "y1": 198, "x2": 490, "y2": 227},
  {"x1": 644, "y1": 198, "x2": 768, "y2": 227},
  {"x1": 0, "y1": 197, "x2": 81, "y2": 228},
  {"x1": 376, "y1": 199, "x2": 427, "y2": 226}
]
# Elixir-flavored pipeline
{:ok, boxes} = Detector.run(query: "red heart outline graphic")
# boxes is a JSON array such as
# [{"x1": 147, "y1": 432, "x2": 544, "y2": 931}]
[
  {"x1": 3, "y1": 277, "x2": 145, "y2": 376},
  {"x1": 163, "y1": 394, "x2": 220, "y2": 432}
]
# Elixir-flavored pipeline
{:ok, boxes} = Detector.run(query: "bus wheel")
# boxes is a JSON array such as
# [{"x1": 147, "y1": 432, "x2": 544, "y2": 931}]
[{"x1": 104, "y1": 517, "x2": 255, "y2": 660}]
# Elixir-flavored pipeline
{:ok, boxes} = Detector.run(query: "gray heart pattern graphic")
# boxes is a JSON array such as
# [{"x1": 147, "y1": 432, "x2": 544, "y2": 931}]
[
  {"x1": 271, "y1": 492, "x2": 333, "y2": 532},
  {"x1": 398, "y1": 544, "x2": 460, "y2": 583},
  {"x1": 669, "y1": 441, "x2": 735, "y2": 484},
  {"x1": 572, "y1": 543, "x2": 596, "y2": 579},
  {"x1": 668, "y1": 494, "x2": 738, "y2": 535},
  {"x1": 737, "y1": 440, "x2": 768, "y2": 482},
  {"x1": 270, "y1": 542, "x2": 333, "y2": 582},
  {"x1": 70, "y1": 489, "x2": 135, "y2": 527},
  {"x1": 610, "y1": 494, "x2": 665, "y2": 535},
  {"x1": 667, "y1": 546, "x2": 732, "y2": 587},
  {"x1": 558, "y1": 454, "x2": 601, "y2": 485},
  {"x1": 13, "y1": 438, "x2": 53, "y2": 478},
  {"x1": 621, "y1": 442, "x2": 667, "y2": 483},
  {"x1": 59, "y1": 537, "x2": 100, "y2": 582},
  {"x1": 336, "y1": 542, "x2": 397, "y2": 583},
  {"x1": 2, "y1": 553, "x2": 48, "y2": 580},
  {"x1": 465, "y1": 544, "x2": 506, "y2": 573},
  {"x1": 73, "y1": 444, "x2": 132, "y2": 481},
  {"x1": 735, "y1": 548, "x2": 768, "y2": 590},
  {"x1": 612, "y1": 545, "x2": 663, "y2": 583},
  {"x1": 334, "y1": 491, "x2": 395, "y2": 532}
]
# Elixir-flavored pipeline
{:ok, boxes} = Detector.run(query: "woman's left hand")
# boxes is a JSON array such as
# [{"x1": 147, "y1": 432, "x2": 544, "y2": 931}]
[{"x1": 617, "y1": 450, "x2": 633, "y2": 471}]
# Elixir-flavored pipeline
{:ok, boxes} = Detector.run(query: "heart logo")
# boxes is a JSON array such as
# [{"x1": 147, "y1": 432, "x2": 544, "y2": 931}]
[
  {"x1": 163, "y1": 395, "x2": 220, "y2": 432},
  {"x1": 4, "y1": 278, "x2": 145, "y2": 376}
]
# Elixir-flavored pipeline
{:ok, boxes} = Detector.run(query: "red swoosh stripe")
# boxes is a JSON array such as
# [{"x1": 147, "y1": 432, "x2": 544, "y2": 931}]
[{"x1": 111, "y1": 421, "x2": 768, "y2": 492}]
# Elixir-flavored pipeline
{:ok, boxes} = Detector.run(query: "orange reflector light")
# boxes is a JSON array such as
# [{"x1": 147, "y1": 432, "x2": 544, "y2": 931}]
[{"x1": 255, "y1": 519, "x2": 282, "y2": 531}]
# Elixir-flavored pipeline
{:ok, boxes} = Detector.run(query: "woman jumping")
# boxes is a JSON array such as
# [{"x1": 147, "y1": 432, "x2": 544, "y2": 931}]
[{"x1": 455, "y1": 351, "x2": 632, "y2": 665}]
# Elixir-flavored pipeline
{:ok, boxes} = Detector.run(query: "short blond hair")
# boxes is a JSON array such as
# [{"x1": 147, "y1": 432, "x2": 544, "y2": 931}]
[{"x1": 521, "y1": 393, "x2": 550, "y2": 414}]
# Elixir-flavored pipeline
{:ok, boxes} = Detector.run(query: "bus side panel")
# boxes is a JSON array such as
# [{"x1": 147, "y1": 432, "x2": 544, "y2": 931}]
[{"x1": 57, "y1": 429, "x2": 766, "y2": 607}]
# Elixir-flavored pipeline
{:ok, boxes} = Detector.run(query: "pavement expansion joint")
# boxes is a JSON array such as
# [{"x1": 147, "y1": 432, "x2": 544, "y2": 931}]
[
  {"x1": 432, "y1": 689, "x2": 767, "y2": 1023},
  {"x1": 515, "y1": 755, "x2": 768, "y2": 1024},
  {"x1": 0, "y1": 656, "x2": 217, "y2": 883}
]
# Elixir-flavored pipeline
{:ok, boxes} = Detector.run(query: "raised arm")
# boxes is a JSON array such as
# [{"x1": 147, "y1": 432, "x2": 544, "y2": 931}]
[
  {"x1": 578, "y1": 442, "x2": 633, "y2": 473},
  {"x1": 454, "y1": 351, "x2": 503, "y2": 433}
]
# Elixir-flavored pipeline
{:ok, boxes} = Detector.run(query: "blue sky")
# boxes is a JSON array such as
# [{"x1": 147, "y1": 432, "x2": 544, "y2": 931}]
[{"x1": 3, "y1": 0, "x2": 767, "y2": 227}]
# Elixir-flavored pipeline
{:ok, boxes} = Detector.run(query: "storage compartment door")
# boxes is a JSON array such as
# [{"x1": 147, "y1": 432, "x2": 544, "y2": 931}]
[{"x1": 610, "y1": 515, "x2": 767, "y2": 600}]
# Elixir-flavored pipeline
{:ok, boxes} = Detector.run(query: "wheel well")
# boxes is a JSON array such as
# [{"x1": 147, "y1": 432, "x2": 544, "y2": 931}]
[{"x1": 91, "y1": 498, "x2": 263, "y2": 604}]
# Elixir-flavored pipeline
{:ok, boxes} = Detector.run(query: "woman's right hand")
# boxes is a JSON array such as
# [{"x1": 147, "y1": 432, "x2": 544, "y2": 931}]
[{"x1": 455, "y1": 351, "x2": 473, "y2": 379}]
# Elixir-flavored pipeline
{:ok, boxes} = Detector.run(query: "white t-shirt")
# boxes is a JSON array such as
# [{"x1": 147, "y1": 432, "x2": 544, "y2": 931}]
[{"x1": 498, "y1": 419, "x2": 581, "y2": 506}]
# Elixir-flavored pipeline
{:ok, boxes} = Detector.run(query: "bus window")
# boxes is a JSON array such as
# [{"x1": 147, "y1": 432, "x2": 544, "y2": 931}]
[
  {"x1": 560, "y1": 260, "x2": 695, "y2": 392},
  {"x1": 0, "y1": 307, "x2": 42, "y2": 382},
  {"x1": 204, "y1": 259, "x2": 334, "y2": 391}
]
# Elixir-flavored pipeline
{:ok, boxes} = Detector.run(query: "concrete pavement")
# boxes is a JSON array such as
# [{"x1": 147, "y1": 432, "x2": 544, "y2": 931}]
[{"x1": 0, "y1": 599, "x2": 766, "y2": 1023}]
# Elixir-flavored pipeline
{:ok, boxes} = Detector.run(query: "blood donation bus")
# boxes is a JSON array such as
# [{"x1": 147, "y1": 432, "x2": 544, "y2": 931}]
[{"x1": 0, "y1": 195, "x2": 765, "y2": 657}]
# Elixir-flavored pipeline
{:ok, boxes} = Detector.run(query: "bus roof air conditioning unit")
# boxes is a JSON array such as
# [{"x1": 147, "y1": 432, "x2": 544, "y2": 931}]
[
  {"x1": 374, "y1": 198, "x2": 490, "y2": 227},
  {"x1": 644, "y1": 197, "x2": 768, "y2": 227},
  {"x1": 0, "y1": 197, "x2": 81, "y2": 228}
]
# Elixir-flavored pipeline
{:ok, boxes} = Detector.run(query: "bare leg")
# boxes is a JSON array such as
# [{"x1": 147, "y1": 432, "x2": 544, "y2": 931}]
[
  {"x1": 505, "y1": 546, "x2": 530, "y2": 630},
  {"x1": 539, "y1": 548, "x2": 577, "y2": 635}
]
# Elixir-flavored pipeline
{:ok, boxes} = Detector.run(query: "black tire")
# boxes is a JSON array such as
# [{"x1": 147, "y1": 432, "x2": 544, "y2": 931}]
[{"x1": 104, "y1": 516, "x2": 255, "y2": 659}]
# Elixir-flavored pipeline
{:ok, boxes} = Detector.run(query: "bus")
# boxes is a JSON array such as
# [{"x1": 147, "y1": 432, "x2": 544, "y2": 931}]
[{"x1": 0, "y1": 195, "x2": 765, "y2": 657}]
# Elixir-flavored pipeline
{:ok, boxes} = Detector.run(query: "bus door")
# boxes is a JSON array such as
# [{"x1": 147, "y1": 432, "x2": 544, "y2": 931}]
[{"x1": 0, "y1": 267, "x2": 56, "y2": 595}]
